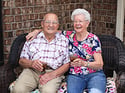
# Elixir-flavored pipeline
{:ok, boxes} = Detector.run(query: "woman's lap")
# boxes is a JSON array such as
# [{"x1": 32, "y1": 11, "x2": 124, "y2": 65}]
[{"x1": 67, "y1": 71, "x2": 106, "y2": 93}]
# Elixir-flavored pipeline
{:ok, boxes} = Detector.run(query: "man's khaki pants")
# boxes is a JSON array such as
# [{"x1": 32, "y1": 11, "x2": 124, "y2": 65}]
[{"x1": 11, "y1": 68, "x2": 63, "y2": 93}]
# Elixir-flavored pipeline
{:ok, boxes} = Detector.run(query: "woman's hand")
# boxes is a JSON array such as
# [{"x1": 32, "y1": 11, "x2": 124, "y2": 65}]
[
  {"x1": 26, "y1": 29, "x2": 42, "y2": 41},
  {"x1": 70, "y1": 58, "x2": 85, "y2": 67}
]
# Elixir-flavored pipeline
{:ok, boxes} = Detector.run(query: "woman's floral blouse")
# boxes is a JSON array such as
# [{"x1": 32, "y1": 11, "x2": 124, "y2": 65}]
[{"x1": 62, "y1": 30, "x2": 102, "y2": 76}]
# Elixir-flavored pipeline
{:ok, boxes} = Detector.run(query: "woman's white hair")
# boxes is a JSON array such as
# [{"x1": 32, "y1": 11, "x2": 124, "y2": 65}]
[{"x1": 71, "y1": 8, "x2": 91, "y2": 22}]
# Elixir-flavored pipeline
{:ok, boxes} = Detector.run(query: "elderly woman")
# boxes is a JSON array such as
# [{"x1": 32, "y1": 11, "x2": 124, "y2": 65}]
[{"x1": 26, "y1": 9, "x2": 106, "y2": 93}]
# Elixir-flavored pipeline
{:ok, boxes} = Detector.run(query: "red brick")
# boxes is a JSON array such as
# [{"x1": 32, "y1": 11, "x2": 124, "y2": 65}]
[
  {"x1": 4, "y1": 54, "x2": 9, "y2": 61},
  {"x1": 15, "y1": 15, "x2": 22, "y2": 22},
  {"x1": 2, "y1": 1, "x2": 9, "y2": 7},
  {"x1": 3, "y1": 16, "x2": 14, "y2": 23},
  {"x1": 15, "y1": 0, "x2": 22, "y2": 7},
  {"x1": 3, "y1": 9, "x2": 11, "y2": 15},
  {"x1": 98, "y1": 10, "x2": 106, "y2": 15},
  {"x1": 3, "y1": 32, "x2": 13, "y2": 38},
  {"x1": 102, "y1": 4, "x2": 111, "y2": 10},
  {"x1": 34, "y1": 6, "x2": 45, "y2": 13},
  {"x1": 4, "y1": 39, "x2": 11, "y2": 45},
  {"x1": 39, "y1": 13, "x2": 45, "y2": 19},
  {"x1": 9, "y1": 1, "x2": 15, "y2": 7},
  {"x1": 23, "y1": 7, "x2": 34, "y2": 14},
  {"x1": 3, "y1": 24, "x2": 11, "y2": 30},
  {"x1": 22, "y1": 15, "x2": 30, "y2": 21},
  {"x1": 12, "y1": 23, "x2": 22, "y2": 29},
  {"x1": 30, "y1": 14, "x2": 36, "y2": 20},
  {"x1": 4, "y1": 45, "x2": 11, "y2": 53},
  {"x1": 12, "y1": 8, "x2": 21, "y2": 15},
  {"x1": 35, "y1": 0, "x2": 44, "y2": 5},
  {"x1": 27, "y1": 0, "x2": 35, "y2": 6},
  {"x1": 22, "y1": 0, "x2": 27, "y2": 6},
  {"x1": 16, "y1": 30, "x2": 24, "y2": 36},
  {"x1": 34, "y1": 21, "x2": 41, "y2": 27},
  {"x1": 22, "y1": 21, "x2": 34, "y2": 28},
  {"x1": 41, "y1": 0, "x2": 47, "y2": 4}
]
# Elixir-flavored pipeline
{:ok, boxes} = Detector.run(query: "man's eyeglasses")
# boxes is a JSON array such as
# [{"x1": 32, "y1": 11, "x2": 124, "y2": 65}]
[{"x1": 44, "y1": 20, "x2": 59, "y2": 25}]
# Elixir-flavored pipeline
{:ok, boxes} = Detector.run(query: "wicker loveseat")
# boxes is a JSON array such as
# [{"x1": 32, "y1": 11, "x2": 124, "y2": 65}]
[{"x1": 0, "y1": 33, "x2": 125, "y2": 93}]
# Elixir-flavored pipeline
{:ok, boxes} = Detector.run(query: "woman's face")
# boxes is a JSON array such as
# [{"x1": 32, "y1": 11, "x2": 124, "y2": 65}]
[{"x1": 73, "y1": 14, "x2": 89, "y2": 33}]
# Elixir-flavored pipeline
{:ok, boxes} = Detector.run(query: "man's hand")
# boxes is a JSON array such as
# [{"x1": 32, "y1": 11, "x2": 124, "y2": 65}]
[
  {"x1": 39, "y1": 72, "x2": 55, "y2": 85},
  {"x1": 31, "y1": 60, "x2": 45, "y2": 72}
]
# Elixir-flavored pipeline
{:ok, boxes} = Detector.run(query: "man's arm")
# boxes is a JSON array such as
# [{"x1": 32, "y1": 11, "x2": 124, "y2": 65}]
[
  {"x1": 19, "y1": 58, "x2": 33, "y2": 68},
  {"x1": 39, "y1": 63, "x2": 70, "y2": 85},
  {"x1": 19, "y1": 58, "x2": 44, "y2": 72},
  {"x1": 52, "y1": 63, "x2": 69, "y2": 77}
]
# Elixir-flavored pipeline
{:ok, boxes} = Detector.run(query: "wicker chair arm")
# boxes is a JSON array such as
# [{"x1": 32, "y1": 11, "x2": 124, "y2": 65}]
[
  {"x1": 0, "y1": 64, "x2": 16, "y2": 93},
  {"x1": 118, "y1": 50, "x2": 125, "y2": 72}
]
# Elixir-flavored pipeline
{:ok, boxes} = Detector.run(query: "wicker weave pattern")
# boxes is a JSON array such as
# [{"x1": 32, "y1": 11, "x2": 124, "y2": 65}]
[
  {"x1": 0, "y1": 33, "x2": 27, "y2": 93},
  {"x1": 0, "y1": 64, "x2": 15, "y2": 93},
  {"x1": 98, "y1": 35, "x2": 125, "y2": 77}
]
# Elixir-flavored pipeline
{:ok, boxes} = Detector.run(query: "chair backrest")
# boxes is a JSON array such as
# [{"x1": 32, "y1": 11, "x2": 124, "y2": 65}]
[
  {"x1": 8, "y1": 33, "x2": 27, "y2": 68},
  {"x1": 118, "y1": 50, "x2": 125, "y2": 72},
  {"x1": 98, "y1": 35, "x2": 125, "y2": 77},
  {"x1": 8, "y1": 33, "x2": 125, "y2": 77}
]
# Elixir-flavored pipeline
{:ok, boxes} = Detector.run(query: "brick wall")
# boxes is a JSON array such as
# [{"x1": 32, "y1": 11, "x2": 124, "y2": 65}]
[{"x1": 2, "y1": 0, "x2": 117, "y2": 63}]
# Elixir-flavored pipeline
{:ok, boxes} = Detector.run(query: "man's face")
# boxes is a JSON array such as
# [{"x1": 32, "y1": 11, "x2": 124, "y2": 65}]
[{"x1": 42, "y1": 13, "x2": 59, "y2": 35}]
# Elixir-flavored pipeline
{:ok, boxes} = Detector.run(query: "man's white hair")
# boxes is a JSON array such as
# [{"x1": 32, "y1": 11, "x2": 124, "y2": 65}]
[{"x1": 71, "y1": 8, "x2": 91, "y2": 22}]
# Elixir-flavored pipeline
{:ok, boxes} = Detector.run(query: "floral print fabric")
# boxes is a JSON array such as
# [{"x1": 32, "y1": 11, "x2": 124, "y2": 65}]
[{"x1": 62, "y1": 30, "x2": 102, "y2": 76}]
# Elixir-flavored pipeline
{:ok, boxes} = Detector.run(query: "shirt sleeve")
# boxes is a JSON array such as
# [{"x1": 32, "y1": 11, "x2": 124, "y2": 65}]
[
  {"x1": 92, "y1": 35, "x2": 102, "y2": 54},
  {"x1": 62, "y1": 37, "x2": 70, "y2": 64},
  {"x1": 20, "y1": 41, "x2": 30, "y2": 59}
]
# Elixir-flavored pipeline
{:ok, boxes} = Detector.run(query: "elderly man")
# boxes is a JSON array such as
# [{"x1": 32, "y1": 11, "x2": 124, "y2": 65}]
[{"x1": 11, "y1": 13, "x2": 70, "y2": 93}]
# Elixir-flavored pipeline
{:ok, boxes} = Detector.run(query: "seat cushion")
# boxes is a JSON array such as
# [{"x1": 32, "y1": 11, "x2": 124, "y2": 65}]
[
  {"x1": 9, "y1": 77, "x2": 116, "y2": 93},
  {"x1": 105, "y1": 77, "x2": 117, "y2": 93}
]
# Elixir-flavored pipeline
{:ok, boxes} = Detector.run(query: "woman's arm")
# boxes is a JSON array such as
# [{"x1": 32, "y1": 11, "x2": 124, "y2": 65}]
[
  {"x1": 26, "y1": 29, "x2": 62, "y2": 41},
  {"x1": 87, "y1": 53, "x2": 103, "y2": 70},
  {"x1": 26, "y1": 29, "x2": 42, "y2": 41},
  {"x1": 71, "y1": 53, "x2": 103, "y2": 70}
]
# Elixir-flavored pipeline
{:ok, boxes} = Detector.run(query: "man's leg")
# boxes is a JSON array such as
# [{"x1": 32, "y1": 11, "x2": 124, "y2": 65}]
[
  {"x1": 39, "y1": 69, "x2": 63, "y2": 93},
  {"x1": 11, "y1": 68, "x2": 39, "y2": 93}
]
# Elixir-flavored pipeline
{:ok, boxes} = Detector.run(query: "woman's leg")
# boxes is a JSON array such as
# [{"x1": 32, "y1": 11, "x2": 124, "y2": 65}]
[
  {"x1": 87, "y1": 71, "x2": 106, "y2": 93},
  {"x1": 67, "y1": 74, "x2": 86, "y2": 93}
]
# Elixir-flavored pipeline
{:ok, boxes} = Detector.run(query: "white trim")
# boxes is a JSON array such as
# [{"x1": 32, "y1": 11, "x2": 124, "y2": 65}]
[{"x1": 116, "y1": 0, "x2": 125, "y2": 41}]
